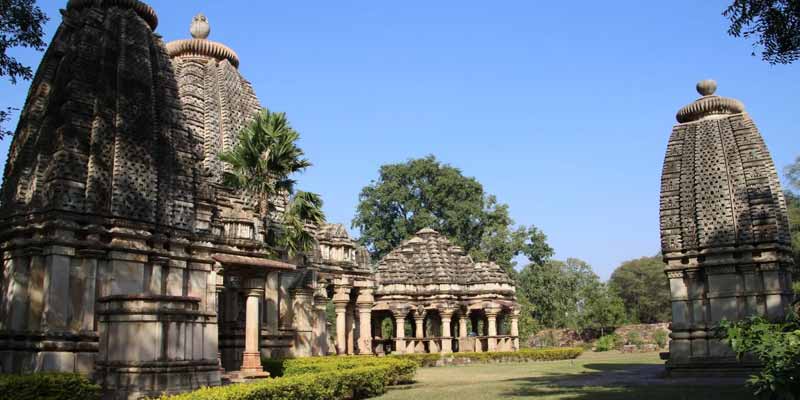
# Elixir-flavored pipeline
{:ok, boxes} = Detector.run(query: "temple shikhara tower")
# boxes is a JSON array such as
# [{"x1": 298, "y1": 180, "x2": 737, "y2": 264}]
[
  {"x1": 0, "y1": 1, "x2": 519, "y2": 398},
  {"x1": 659, "y1": 80, "x2": 794, "y2": 374}
]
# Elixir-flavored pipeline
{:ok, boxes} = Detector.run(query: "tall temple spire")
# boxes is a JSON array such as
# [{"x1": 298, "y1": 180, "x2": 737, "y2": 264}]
[{"x1": 659, "y1": 79, "x2": 793, "y2": 375}]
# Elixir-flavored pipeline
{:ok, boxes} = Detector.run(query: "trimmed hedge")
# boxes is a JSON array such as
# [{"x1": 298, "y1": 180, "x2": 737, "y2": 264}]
[
  {"x1": 391, "y1": 347, "x2": 583, "y2": 366},
  {"x1": 0, "y1": 373, "x2": 101, "y2": 400},
  {"x1": 158, "y1": 358, "x2": 417, "y2": 400}
]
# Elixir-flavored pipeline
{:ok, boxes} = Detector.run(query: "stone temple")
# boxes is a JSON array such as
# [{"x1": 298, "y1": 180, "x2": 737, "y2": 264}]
[
  {"x1": 0, "y1": 1, "x2": 519, "y2": 398},
  {"x1": 659, "y1": 80, "x2": 794, "y2": 374}
]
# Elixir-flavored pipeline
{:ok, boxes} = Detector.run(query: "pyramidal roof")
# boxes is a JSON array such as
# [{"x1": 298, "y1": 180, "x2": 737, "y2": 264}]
[{"x1": 376, "y1": 228, "x2": 513, "y2": 286}]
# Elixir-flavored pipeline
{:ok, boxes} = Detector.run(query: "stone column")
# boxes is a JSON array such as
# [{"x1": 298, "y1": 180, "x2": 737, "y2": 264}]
[
  {"x1": 356, "y1": 288, "x2": 374, "y2": 355},
  {"x1": 312, "y1": 288, "x2": 330, "y2": 356},
  {"x1": 459, "y1": 315, "x2": 469, "y2": 338},
  {"x1": 413, "y1": 309, "x2": 426, "y2": 353},
  {"x1": 264, "y1": 272, "x2": 280, "y2": 334},
  {"x1": 332, "y1": 286, "x2": 351, "y2": 355},
  {"x1": 241, "y1": 279, "x2": 265, "y2": 374},
  {"x1": 292, "y1": 288, "x2": 314, "y2": 357},
  {"x1": 486, "y1": 307, "x2": 500, "y2": 352},
  {"x1": 510, "y1": 309, "x2": 520, "y2": 351},
  {"x1": 440, "y1": 309, "x2": 454, "y2": 354},
  {"x1": 393, "y1": 310, "x2": 407, "y2": 354},
  {"x1": 346, "y1": 304, "x2": 356, "y2": 354}
]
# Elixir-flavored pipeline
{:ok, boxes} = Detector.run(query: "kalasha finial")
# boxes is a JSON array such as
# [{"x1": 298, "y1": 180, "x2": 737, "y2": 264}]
[
  {"x1": 190, "y1": 13, "x2": 210, "y2": 39},
  {"x1": 696, "y1": 79, "x2": 717, "y2": 97}
]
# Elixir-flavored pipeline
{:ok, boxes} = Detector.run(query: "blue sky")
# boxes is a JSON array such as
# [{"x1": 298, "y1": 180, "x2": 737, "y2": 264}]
[{"x1": 1, "y1": 1, "x2": 797, "y2": 279}]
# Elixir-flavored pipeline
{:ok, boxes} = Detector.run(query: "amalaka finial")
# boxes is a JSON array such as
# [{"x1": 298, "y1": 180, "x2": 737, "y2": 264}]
[
  {"x1": 696, "y1": 79, "x2": 717, "y2": 97},
  {"x1": 190, "y1": 13, "x2": 210, "y2": 39}
]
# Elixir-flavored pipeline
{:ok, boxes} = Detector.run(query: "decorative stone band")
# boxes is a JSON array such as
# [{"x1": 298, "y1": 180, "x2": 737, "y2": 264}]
[
  {"x1": 676, "y1": 95, "x2": 745, "y2": 123},
  {"x1": 67, "y1": 0, "x2": 158, "y2": 30},
  {"x1": 166, "y1": 39, "x2": 241, "y2": 68}
]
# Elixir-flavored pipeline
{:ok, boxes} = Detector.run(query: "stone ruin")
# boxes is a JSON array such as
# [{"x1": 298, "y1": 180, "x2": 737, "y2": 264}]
[
  {"x1": 0, "y1": 1, "x2": 519, "y2": 398},
  {"x1": 659, "y1": 80, "x2": 794, "y2": 375}
]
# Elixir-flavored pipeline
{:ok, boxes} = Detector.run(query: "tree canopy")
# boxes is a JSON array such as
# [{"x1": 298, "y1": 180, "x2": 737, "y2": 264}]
[
  {"x1": 785, "y1": 156, "x2": 800, "y2": 271},
  {"x1": 219, "y1": 109, "x2": 324, "y2": 257},
  {"x1": 608, "y1": 255, "x2": 671, "y2": 324},
  {"x1": 0, "y1": 0, "x2": 49, "y2": 138},
  {"x1": 352, "y1": 155, "x2": 553, "y2": 274},
  {"x1": 724, "y1": 0, "x2": 800, "y2": 64},
  {"x1": 516, "y1": 258, "x2": 625, "y2": 332}
]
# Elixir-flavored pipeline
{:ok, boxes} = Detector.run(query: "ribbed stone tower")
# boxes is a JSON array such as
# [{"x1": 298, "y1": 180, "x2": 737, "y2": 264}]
[
  {"x1": 0, "y1": 1, "x2": 220, "y2": 397},
  {"x1": 659, "y1": 80, "x2": 794, "y2": 374}
]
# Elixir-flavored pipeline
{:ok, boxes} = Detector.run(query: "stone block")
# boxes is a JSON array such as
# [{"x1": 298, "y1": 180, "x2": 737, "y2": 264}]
[
  {"x1": 75, "y1": 352, "x2": 96, "y2": 374},
  {"x1": 44, "y1": 254, "x2": 70, "y2": 329},
  {"x1": 36, "y1": 351, "x2": 75, "y2": 372},
  {"x1": 111, "y1": 259, "x2": 144, "y2": 295}
]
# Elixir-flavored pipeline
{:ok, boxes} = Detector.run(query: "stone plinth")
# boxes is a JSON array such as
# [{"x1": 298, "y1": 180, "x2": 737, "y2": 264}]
[{"x1": 95, "y1": 295, "x2": 220, "y2": 399}]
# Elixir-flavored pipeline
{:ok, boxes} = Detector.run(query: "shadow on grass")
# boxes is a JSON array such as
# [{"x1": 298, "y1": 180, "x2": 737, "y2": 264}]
[{"x1": 502, "y1": 363, "x2": 753, "y2": 400}]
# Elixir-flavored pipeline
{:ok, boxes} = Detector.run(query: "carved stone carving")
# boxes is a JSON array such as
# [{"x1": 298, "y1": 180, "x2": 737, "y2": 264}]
[{"x1": 659, "y1": 80, "x2": 793, "y2": 375}]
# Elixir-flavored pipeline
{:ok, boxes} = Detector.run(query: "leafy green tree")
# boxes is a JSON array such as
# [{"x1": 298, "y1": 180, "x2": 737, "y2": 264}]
[
  {"x1": 352, "y1": 155, "x2": 553, "y2": 273},
  {"x1": 787, "y1": 156, "x2": 800, "y2": 189},
  {"x1": 722, "y1": 312, "x2": 800, "y2": 399},
  {"x1": 516, "y1": 258, "x2": 598, "y2": 330},
  {"x1": 723, "y1": 0, "x2": 800, "y2": 64},
  {"x1": 0, "y1": 0, "x2": 49, "y2": 137},
  {"x1": 724, "y1": 0, "x2": 800, "y2": 64},
  {"x1": 219, "y1": 109, "x2": 323, "y2": 256},
  {"x1": 578, "y1": 281, "x2": 627, "y2": 336},
  {"x1": 786, "y1": 190, "x2": 800, "y2": 268},
  {"x1": 608, "y1": 255, "x2": 671, "y2": 323}
]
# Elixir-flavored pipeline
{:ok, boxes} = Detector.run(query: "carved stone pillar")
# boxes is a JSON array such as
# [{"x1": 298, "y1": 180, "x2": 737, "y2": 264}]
[
  {"x1": 393, "y1": 310, "x2": 407, "y2": 355},
  {"x1": 346, "y1": 304, "x2": 356, "y2": 354},
  {"x1": 264, "y1": 271, "x2": 280, "y2": 334},
  {"x1": 356, "y1": 288, "x2": 374, "y2": 355},
  {"x1": 332, "y1": 285, "x2": 351, "y2": 355},
  {"x1": 291, "y1": 288, "x2": 314, "y2": 357},
  {"x1": 440, "y1": 309, "x2": 454, "y2": 354},
  {"x1": 312, "y1": 287, "x2": 330, "y2": 356},
  {"x1": 241, "y1": 279, "x2": 265, "y2": 374},
  {"x1": 459, "y1": 315, "x2": 469, "y2": 338},
  {"x1": 510, "y1": 309, "x2": 520, "y2": 351},
  {"x1": 413, "y1": 308, "x2": 426, "y2": 353},
  {"x1": 486, "y1": 307, "x2": 500, "y2": 352},
  {"x1": 414, "y1": 311, "x2": 426, "y2": 339}
]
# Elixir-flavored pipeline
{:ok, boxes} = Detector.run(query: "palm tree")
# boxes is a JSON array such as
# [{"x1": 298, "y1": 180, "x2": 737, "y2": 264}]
[
  {"x1": 218, "y1": 108, "x2": 311, "y2": 215},
  {"x1": 281, "y1": 191, "x2": 326, "y2": 257},
  {"x1": 219, "y1": 109, "x2": 325, "y2": 256}
]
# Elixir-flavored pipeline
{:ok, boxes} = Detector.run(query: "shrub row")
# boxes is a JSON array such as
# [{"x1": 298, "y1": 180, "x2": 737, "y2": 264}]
[
  {"x1": 158, "y1": 358, "x2": 417, "y2": 400},
  {"x1": 391, "y1": 347, "x2": 583, "y2": 366},
  {"x1": 0, "y1": 373, "x2": 101, "y2": 400}
]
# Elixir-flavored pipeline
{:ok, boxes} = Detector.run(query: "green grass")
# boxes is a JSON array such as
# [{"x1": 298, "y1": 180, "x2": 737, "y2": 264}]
[{"x1": 374, "y1": 351, "x2": 753, "y2": 400}]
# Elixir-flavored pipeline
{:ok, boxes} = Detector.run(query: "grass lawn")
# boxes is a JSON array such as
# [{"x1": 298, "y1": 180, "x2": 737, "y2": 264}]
[{"x1": 375, "y1": 351, "x2": 754, "y2": 400}]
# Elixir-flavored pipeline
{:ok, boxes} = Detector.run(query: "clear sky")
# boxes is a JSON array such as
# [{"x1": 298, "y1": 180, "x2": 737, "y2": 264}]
[{"x1": 1, "y1": 1, "x2": 797, "y2": 280}]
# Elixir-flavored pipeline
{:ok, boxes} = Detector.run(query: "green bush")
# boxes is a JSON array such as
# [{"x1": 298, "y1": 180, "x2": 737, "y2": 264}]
[
  {"x1": 721, "y1": 314, "x2": 800, "y2": 400},
  {"x1": 159, "y1": 358, "x2": 417, "y2": 400},
  {"x1": 0, "y1": 373, "x2": 101, "y2": 400},
  {"x1": 594, "y1": 334, "x2": 617, "y2": 352},
  {"x1": 654, "y1": 329, "x2": 669, "y2": 348},
  {"x1": 612, "y1": 333, "x2": 626, "y2": 350},
  {"x1": 390, "y1": 347, "x2": 582, "y2": 365},
  {"x1": 626, "y1": 331, "x2": 644, "y2": 348},
  {"x1": 389, "y1": 353, "x2": 442, "y2": 367}
]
